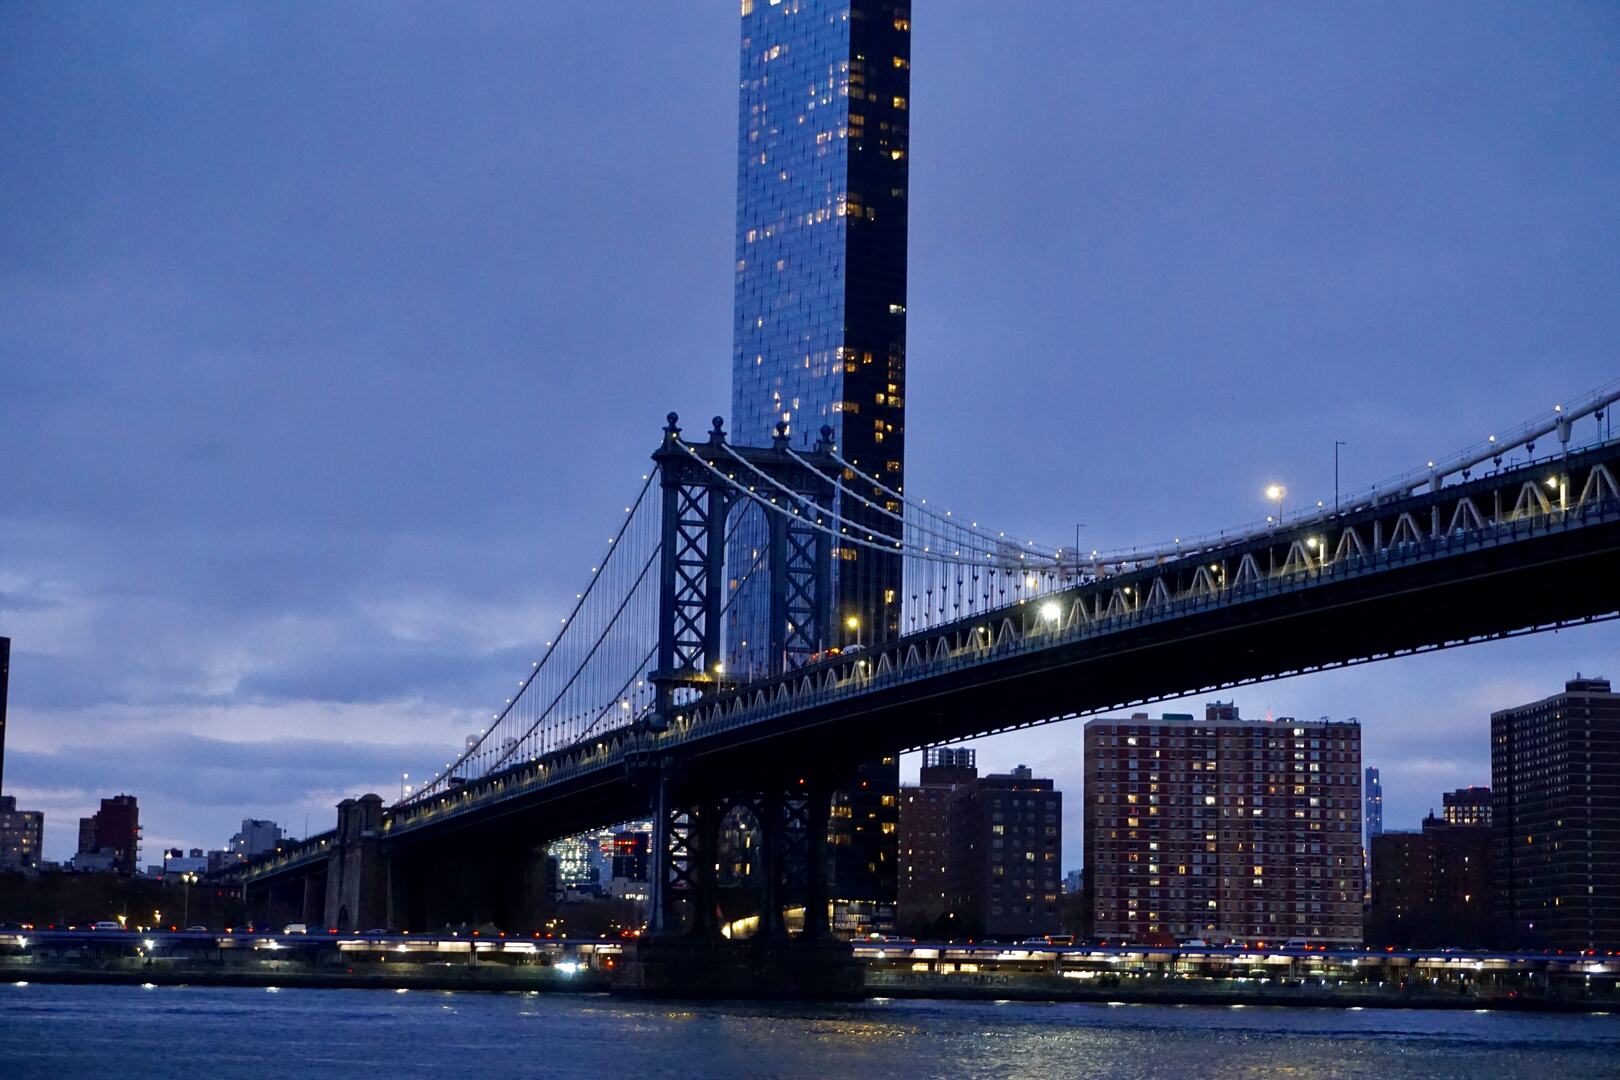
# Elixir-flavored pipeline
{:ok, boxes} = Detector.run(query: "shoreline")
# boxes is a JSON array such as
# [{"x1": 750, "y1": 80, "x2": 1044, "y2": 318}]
[{"x1": 5, "y1": 964, "x2": 1615, "y2": 1014}]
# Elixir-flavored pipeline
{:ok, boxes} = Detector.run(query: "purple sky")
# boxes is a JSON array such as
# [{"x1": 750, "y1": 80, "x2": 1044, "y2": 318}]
[{"x1": 2, "y1": 4, "x2": 1618, "y2": 868}]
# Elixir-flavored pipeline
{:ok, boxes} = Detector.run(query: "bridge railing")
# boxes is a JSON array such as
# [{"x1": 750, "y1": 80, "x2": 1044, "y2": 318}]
[
  {"x1": 660, "y1": 443, "x2": 1620, "y2": 748},
  {"x1": 237, "y1": 829, "x2": 338, "y2": 882}
]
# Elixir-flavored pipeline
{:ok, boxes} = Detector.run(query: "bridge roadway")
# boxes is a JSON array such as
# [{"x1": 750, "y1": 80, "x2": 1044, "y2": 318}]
[{"x1": 242, "y1": 438, "x2": 1620, "y2": 931}]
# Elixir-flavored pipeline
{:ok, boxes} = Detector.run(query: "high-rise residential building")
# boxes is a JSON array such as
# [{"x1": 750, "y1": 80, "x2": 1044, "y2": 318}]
[
  {"x1": 947, "y1": 765, "x2": 1062, "y2": 939},
  {"x1": 1084, "y1": 706, "x2": 1364, "y2": 945},
  {"x1": 0, "y1": 794, "x2": 43, "y2": 872},
  {"x1": 897, "y1": 747, "x2": 977, "y2": 932},
  {"x1": 1492, "y1": 675, "x2": 1620, "y2": 950},
  {"x1": 229, "y1": 818, "x2": 284, "y2": 861},
  {"x1": 1366, "y1": 812, "x2": 1493, "y2": 948},
  {"x1": 729, "y1": 0, "x2": 911, "y2": 933},
  {"x1": 75, "y1": 794, "x2": 140, "y2": 874},
  {"x1": 1441, "y1": 786, "x2": 1491, "y2": 827}
]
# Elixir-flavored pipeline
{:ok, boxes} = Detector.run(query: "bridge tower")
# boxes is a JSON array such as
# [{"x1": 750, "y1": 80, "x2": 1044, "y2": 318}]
[
  {"x1": 648, "y1": 413, "x2": 836, "y2": 717},
  {"x1": 629, "y1": 415, "x2": 861, "y2": 995}
]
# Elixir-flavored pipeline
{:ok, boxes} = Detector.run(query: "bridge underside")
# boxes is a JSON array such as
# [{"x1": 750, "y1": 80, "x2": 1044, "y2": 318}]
[{"x1": 680, "y1": 513, "x2": 1620, "y2": 777}]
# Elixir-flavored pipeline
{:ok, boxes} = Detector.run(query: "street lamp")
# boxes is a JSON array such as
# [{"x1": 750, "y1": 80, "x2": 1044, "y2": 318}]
[
  {"x1": 1040, "y1": 600, "x2": 1061, "y2": 627},
  {"x1": 1265, "y1": 484, "x2": 1287, "y2": 526},
  {"x1": 180, "y1": 873, "x2": 198, "y2": 929},
  {"x1": 845, "y1": 615, "x2": 861, "y2": 648}
]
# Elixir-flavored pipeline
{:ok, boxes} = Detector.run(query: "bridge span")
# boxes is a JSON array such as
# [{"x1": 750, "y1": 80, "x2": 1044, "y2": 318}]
[{"x1": 239, "y1": 389, "x2": 1620, "y2": 978}]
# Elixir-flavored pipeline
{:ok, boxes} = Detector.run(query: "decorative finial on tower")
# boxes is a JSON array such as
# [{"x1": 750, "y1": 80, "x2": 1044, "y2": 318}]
[
  {"x1": 816, "y1": 424, "x2": 836, "y2": 453},
  {"x1": 773, "y1": 420, "x2": 790, "y2": 449},
  {"x1": 664, "y1": 412, "x2": 681, "y2": 440},
  {"x1": 710, "y1": 416, "x2": 726, "y2": 444}
]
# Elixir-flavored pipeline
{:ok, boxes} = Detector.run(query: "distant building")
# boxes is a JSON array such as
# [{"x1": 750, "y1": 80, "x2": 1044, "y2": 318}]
[
  {"x1": 550, "y1": 836, "x2": 598, "y2": 896},
  {"x1": 611, "y1": 831, "x2": 648, "y2": 884},
  {"x1": 1492, "y1": 675, "x2": 1620, "y2": 950},
  {"x1": 828, "y1": 755, "x2": 899, "y2": 936},
  {"x1": 76, "y1": 794, "x2": 140, "y2": 874},
  {"x1": 948, "y1": 765, "x2": 1062, "y2": 939},
  {"x1": 0, "y1": 637, "x2": 10, "y2": 794},
  {"x1": 1441, "y1": 786, "x2": 1491, "y2": 827},
  {"x1": 1364, "y1": 767, "x2": 1383, "y2": 840},
  {"x1": 162, "y1": 847, "x2": 209, "y2": 879},
  {"x1": 1085, "y1": 706, "x2": 1363, "y2": 945},
  {"x1": 0, "y1": 794, "x2": 43, "y2": 872},
  {"x1": 1367, "y1": 813, "x2": 1493, "y2": 948},
  {"x1": 71, "y1": 849, "x2": 117, "y2": 873},
  {"x1": 897, "y1": 748, "x2": 977, "y2": 933},
  {"x1": 229, "y1": 819, "x2": 283, "y2": 861}
]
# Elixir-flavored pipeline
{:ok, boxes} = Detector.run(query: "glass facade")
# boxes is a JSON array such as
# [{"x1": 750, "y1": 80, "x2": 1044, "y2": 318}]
[
  {"x1": 729, "y1": 0, "x2": 911, "y2": 678},
  {"x1": 729, "y1": 0, "x2": 911, "y2": 930}
]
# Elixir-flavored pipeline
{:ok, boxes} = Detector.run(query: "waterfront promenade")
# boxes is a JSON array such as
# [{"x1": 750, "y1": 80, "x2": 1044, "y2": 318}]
[{"x1": 3, "y1": 930, "x2": 1615, "y2": 1012}]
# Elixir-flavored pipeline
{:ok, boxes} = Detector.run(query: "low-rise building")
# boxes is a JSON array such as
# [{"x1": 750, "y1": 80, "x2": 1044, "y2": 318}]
[{"x1": 0, "y1": 794, "x2": 43, "y2": 872}]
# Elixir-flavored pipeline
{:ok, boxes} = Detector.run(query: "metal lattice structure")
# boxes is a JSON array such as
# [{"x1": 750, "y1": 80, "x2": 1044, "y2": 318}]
[{"x1": 235, "y1": 382, "x2": 1620, "y2": 938}]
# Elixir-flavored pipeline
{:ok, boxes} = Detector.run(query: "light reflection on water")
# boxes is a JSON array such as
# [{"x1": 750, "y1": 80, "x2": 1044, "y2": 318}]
[{"x1": 0, "y1": 984, "x2": 1616, "y2": 1079}]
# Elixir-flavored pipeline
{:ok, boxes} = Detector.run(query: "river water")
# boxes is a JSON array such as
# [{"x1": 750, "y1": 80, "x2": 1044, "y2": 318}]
[{"x1": 1, "y1": 983, "x2": 1616, "y2": 1079}]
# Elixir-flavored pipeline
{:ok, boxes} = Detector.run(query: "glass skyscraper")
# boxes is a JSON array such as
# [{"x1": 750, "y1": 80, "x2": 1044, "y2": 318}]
[
  {"x1": 729, "y1": 0, "x2": 911, "y2": 932},
  {"x1": 729, "y1": 0, "x2": 911, "y2": 675}
]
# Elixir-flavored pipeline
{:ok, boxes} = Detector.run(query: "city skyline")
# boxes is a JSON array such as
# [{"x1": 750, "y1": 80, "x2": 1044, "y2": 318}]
[{"x1": 3, "y1": 4, "x2": 1619, "y2": 867}]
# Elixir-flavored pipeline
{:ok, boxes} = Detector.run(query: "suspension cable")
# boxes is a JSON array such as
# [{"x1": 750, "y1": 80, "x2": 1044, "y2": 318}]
[
  {"x1": 822, "y1": 447, "x2": 1064, "y2": 560},
  {"x1": 694, "y1": 442, "x2": 993, "y2": 564},
  {"x1": 405, "y1": 469, "x2": 656, "y2": 801},
  {"x1": 784, "y1": 445, "x2": 1061, "y2": 564}
]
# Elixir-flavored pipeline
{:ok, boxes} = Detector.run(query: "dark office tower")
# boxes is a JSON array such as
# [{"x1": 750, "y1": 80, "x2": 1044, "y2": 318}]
[
  {"x1": 948, "y1": 765, "x2": 1062, "y2": 939},
  {"x1": 611, "y1": 831, "x2": 649, "y2": 883},
  {"x1": 1492, "y1": 676, "x2": 1620, "y2": 950},
  {"x1": 731, "y1": 0, "x2": 911, "y2": 931},
  {"x1": 1441, "y1": 786, "x2": 1491, "y2": 827},
  {"x1": 898, "y1": 748, "x2": 977, "y2": 933}
]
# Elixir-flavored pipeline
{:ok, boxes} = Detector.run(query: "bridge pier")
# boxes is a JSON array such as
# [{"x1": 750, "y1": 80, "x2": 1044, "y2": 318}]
[
  {"x1": 300, "y1": 873, "x2": 325, "y2": 927},
  {"x1": 620, "y1": 766, "x2": 859, "y2": 998},
  {"x1": 322, "y1": 794, "x2": 388, "y2": 931}
]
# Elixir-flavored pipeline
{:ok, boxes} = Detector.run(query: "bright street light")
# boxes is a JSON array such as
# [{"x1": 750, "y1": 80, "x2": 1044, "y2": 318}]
[
  {"x1": 1040, "y1": 601, "x2": 1061, "y2": 623},
  {"x1": 1265, "y1": 483, "x2": 1287, "y2": 525}
]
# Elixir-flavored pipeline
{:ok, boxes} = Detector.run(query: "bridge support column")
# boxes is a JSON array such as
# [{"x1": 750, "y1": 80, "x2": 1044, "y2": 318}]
[
  {"x1": 760, "y1": 788, "x2": 785, "y2": 938},
  {"x1": 301, "y1": 874, "x2": 324, "y2": 926},
  {"x1": 802, "y1": 784, "x2": 832, "y2": 940}
]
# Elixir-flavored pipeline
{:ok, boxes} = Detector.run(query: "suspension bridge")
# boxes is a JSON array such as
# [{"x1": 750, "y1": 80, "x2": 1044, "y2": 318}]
[{"x1": 240, "y1": 381, "x2": 1620, "y2": 988}]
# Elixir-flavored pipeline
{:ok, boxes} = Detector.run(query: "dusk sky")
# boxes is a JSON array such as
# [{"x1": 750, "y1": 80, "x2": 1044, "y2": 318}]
[{"x1": 3, "y1": 4, "x2": 1618, "y2": 868}]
